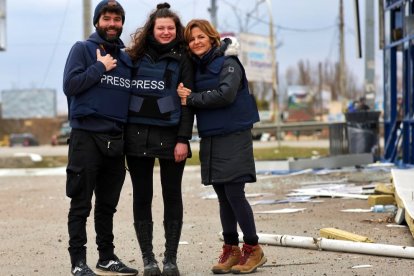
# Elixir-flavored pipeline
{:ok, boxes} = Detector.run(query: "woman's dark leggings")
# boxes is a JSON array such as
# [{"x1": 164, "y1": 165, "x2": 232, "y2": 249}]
[
  {"x1": 213, "y1": 183, "x2": 258, "y2": 246},
  {"x1": 127, "y1": 156, "x2": 185, "y2": 222}
]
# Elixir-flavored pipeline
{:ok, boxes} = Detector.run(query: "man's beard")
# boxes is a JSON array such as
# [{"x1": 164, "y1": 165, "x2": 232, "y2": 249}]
[{"x1": 96, "y1": 26, "x2": 123, "y2": 42}]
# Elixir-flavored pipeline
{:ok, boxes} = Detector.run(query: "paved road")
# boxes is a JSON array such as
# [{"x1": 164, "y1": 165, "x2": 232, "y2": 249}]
[
  {"x1": 0, "y1": 145, "x2": 69, "y2": 157},
  {"x1": 0, "y1": 158, "x2": 412, "y2": 275}
]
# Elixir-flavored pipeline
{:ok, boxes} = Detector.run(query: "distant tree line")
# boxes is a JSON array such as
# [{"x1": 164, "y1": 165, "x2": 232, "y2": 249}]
[{"x1": 284, "y1": 59, "x2": 362, "y2": 101}]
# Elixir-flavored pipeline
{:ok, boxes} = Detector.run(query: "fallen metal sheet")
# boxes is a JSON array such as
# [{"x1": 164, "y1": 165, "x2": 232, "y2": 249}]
[
  {"x1": 288, "y1": 183, "x2": 370, "y2": 199},
  {"x1": 391, "y1": 169, "x2": 414, "y2": 238},
  {"x1": 314, "y1": 167, "x2": 358, "y2": 175},
  {"x1": 391, "y1": 169, "x2": 414, "y2": 219},
  {"x1": 288, "y1": 153, "x2": 374, "y2": 171},
  {"x1": 287, "y1": 191, "x2": 369, "y2": 199},
  {"x1": 201, "y1": 192, "x2": 272, "y2": 200},
  {"x1": 299, "y1": 178, "x2": 348, "y2": 185},
  {"x1": 249, "y1": 196, "x2": 317, "y2": 206},
  {"x1": 256, "y1": 168, "x2": 313, "y2": 176},
  {"x1": 254, "y1": 208, "x2": 307, "y2": 214},
  {"x1": 294, "y1": 183, "x2": 358, "y2": 191}
]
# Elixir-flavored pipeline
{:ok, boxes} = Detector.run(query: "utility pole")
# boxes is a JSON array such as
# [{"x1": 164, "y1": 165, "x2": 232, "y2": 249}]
[
  {"x1": 208, "y1": 0, "x2": 218, "y2": 28},
  {"x1": 339, "y1": 0, "x2": 346, "y2": 98},
  {"x1": 0, "y1": 0, "x2": 6, "y2": 51},
  {"x1": 364, "y1": 0, "x2": 376, "y2": 108},
  {"x1": 318, "y1": 62, "x2": 323, "y2": 119},
  {"x1": 266, "y1": 0, "x2": 278, "y2": 122},
  {"x1": 83, "y1": 0, "x2": 92, "y2": 40}
]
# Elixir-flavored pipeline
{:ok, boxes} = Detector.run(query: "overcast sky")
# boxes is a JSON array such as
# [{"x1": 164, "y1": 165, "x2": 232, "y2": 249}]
[{"x1": 0, "y1": 0, "x2": 382, "y2": 114}]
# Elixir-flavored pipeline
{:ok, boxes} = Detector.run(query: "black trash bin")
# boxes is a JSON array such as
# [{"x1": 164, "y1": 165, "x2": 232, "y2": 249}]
[{"x1": 345, "y1": 111, "x2": 380, "y2": 157}]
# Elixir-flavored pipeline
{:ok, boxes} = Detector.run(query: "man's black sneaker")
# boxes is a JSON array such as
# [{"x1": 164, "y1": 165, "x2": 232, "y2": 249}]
[
  {"x1": 71, "y1": 261, "x2": 96, "y2": 276},
  {"x1": 95, "y1": 256, "x2": 138, "y2": 275}
]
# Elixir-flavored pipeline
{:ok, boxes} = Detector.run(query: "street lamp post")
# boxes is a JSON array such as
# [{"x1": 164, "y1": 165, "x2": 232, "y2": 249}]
[{"x1": 263, "y1": 0, "x2": 280, "y2": 143}]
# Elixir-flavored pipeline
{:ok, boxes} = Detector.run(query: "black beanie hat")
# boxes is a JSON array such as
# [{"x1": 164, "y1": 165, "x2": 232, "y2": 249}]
[{"x1": 93, "y1": 0, "x2": 125, "y2": 26}]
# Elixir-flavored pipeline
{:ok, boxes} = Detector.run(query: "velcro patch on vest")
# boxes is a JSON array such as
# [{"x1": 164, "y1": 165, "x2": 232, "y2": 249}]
[{"x1": 128, "y1": 95, "x2": 171, "y2": 120}]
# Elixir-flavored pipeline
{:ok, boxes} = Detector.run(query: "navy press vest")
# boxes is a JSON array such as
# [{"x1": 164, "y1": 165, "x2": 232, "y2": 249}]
[
  {"x1": 128, "y1": 55, "x2": 181, "y2": 126},
  {"x1": 194, "y1": 56, "x2": 260, "y2": 138},
  {"x1": 69, "y1": 41, "x2": 132, "y2": 123}
]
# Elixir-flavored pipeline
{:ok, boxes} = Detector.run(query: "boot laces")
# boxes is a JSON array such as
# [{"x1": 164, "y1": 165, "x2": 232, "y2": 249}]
[
  {"x1": 239, "y1": 244, "x2": 254, "y2": 265},
  {"x1": 218, "y1": 245, "x2": 232, "y2": 263}
]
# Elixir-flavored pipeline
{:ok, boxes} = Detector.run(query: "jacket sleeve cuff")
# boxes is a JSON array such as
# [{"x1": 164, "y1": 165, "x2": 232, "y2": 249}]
[{"x1": 176, "y1": 136, "x2": 189, "y2": 143}]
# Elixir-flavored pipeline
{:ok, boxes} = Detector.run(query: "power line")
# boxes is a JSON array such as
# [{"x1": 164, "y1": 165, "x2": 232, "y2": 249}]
[
  {"x1": 246, "y1": 13, "x2": 336, "y2": 33},
  {"x1": 277, "y1": 24, "x2": 336, "y2": 33},
  {"x1": 220, "y1": 0, "x2": 335, "y2": 33},
  {"x1": 41, "y1": 0, "x2": 71, "y2": 88}
]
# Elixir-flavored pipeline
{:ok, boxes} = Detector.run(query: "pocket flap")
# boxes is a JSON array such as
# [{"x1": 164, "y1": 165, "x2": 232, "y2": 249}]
[
  {"x1": 157, "y1": 96, "x2": 176, "y2": 114},
  {"x1": 129, "y1": 96, "x2": 144, "y2": 112}
]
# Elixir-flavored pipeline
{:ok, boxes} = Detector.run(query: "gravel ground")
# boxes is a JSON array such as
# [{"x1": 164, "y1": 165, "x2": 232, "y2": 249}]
[{"x1": 0, "y1": 158, "x2": 413, "y2": 275}]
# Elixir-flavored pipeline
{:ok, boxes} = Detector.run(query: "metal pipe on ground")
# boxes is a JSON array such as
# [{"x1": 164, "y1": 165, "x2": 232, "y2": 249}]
[{"x1": 220, "y1": 232, "x2": 414, "y2": 259}]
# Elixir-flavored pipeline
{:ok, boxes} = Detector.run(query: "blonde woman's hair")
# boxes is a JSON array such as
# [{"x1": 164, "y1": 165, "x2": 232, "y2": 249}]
[{"x1": 184, "y1": 19, "x2": 220, "y2": 48}]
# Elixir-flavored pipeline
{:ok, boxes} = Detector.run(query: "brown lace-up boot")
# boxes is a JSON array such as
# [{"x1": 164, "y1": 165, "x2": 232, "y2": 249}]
[
  {"x1": 211, "y1": 244, "x2": 241, "y2": 274},
  {"x1": 230, "y1": 244, "x2": 267, "y2": 274}
]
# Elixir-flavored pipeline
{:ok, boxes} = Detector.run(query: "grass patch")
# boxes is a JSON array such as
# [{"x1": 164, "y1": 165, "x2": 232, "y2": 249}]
[
  {"x1": 186, "y1": 146, "x2": 329, "y2": 166},
  {"x1": 0, "y1": 146, "x2": 329, "y2": 168},
  {"x1": 254, "y1": 146, "x2": 329, "y2": 160}
]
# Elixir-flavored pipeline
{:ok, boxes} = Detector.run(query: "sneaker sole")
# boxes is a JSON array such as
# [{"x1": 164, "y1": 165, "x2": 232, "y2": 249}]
[
  {"x1": 230, "y1": 256, "x2": 267, "y2": 274},
  {"x1": 95, "y1": 268, "x2": 138, "y2": 276}
]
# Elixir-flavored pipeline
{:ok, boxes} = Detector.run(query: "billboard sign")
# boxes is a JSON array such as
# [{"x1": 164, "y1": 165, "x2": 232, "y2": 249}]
[
  {"x1": 1, "y1": 89, "x2": 57, "y2": 119},
  {"x1": 238, "y1": 32, "x2": 273, "y2": 83}
]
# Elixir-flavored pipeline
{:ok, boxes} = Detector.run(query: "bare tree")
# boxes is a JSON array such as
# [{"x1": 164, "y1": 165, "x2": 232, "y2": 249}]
[
  {"x1": 285, "y1": 66, "x2": 296, "y2": 85},
  {"x1": 297, "y1": 60, "x2": 313, "y2": 86},
  {"x1": 283, "y1": 59, "x2": 363, "y2": 103}
]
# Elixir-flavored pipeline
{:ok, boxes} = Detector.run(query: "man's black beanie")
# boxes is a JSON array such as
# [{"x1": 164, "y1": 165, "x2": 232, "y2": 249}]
[{"x1": 93, "y1": 0, "x2": 125, "y2": 26}]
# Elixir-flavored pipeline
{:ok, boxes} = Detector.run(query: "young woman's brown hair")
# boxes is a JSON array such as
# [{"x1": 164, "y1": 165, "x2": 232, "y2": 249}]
[{"x1": 126, "y1": 2, "x2": 185, "y2": 62}]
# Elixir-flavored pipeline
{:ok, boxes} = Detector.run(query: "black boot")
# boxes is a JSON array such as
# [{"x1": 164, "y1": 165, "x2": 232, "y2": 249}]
[
  {"x1": 134, "y1": 221, "x2": 161, "y2": 276},
  {"x1": 162, "y1": 221, "x2": 182, "y2": 276}
]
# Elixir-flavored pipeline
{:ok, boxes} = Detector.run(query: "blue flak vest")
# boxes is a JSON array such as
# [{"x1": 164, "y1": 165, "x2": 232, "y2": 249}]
[
  {"x1": 128, "y1": 55, "x2": 181, "y2": 126},
  {"x1": 69, "y1": 41, "x2": 133, "y2": 123},
  {"x1": 195, "y1": 56, "x2": 260, "y2": 138}
]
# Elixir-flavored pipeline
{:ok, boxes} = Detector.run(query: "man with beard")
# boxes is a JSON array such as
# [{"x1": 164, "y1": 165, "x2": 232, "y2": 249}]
[{"x1": 63, "y1": 1, "x2": 137, "y2": 275}]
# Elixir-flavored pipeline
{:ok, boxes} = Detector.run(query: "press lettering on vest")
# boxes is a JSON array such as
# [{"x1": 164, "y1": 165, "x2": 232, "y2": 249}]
[
  {"x1": 100, "y1": 75, "x2": 131, "y2": 88},
  {"x1": 131, "y1": 79, "x2": 165, "y2": 90},
  {"x1": 119, "y1": 78, "x2": 131, "y2": 88}
]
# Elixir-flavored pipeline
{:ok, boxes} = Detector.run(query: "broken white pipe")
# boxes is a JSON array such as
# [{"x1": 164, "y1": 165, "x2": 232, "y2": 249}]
[{"x1": 220, "y1": 232, "x2": 414, "y2": 259}]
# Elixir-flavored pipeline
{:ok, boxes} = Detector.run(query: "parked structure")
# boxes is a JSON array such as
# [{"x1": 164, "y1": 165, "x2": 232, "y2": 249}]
[{"x1": 382, "y1": 0, "x2": 414, "y2": 164}]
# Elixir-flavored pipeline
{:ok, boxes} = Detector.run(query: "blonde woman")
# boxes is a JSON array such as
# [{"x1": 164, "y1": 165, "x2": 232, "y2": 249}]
[{"x1": 177, "y1": 19, "x2": 266, "y2": 274}]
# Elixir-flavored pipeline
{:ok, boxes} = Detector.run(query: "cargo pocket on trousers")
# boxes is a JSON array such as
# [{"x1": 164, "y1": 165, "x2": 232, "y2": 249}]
[{"x1": 66, "y1": 165, "x2": 85, "y2": 199}]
